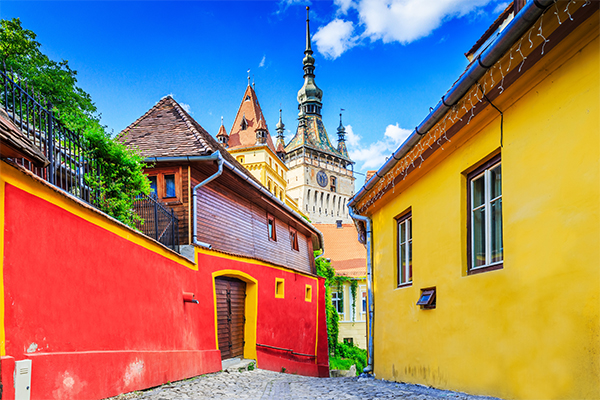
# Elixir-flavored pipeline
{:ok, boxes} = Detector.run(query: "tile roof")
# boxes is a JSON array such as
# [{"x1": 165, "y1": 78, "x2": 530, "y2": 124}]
[
  {"x1": 117, "y1": 96, "x2": 213, "y2": 158},
  {"x1": 285, "y1": 115, "x2": 351, "y2": 161},
  {"x1": 318, "y1": 223, "x2": 366, "y2": 277},
  {"x1": 117, "y1": 96, "x2": 262, "y2": 186},
  {"x1": 0, "y1": 107, "x2": 49, "y2": 168},
  {"x1": 228, "y1": 85, "x2": 277, "y2": 153}
]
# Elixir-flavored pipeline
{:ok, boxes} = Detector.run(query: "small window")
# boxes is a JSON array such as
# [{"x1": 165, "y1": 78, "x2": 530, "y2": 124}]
[
  {"x1": 267, "y1": 214, "x2": 277, "y2": 241},
  {"x1": 468, "y1": 154, "x2": 503, "y2": 273},
  {"x1": 397, "y1": 211, "x2": 412, "y2": 287},
  {"x1": 289, "y1": 227, "x2": 299, "y2": 251},
  {"x1": 332, "y1": 289, "x2": 344, "y2": 319},
  {"x1": 330, "y1": 176, "x2": 337, "y2": 192},
  {"x1": 149, "y1": 176, "x2": 158, "y2": 197},
  {"x1": 305, "y1": 285, "x2": 312, "y2": 302},
  {"x1": 245, "y1": 95, "x2": 250, "y2": 101},
  {"x1": 164, "y1": 174, "x2": 176, "y2": 198},
  {"x1": 241, "y1": 117, "x2": 248, "y2": 130},
  {"x1": 275, "y1": 278, "x2": 285, "y2": 298},
  {"x1": 416, "y1": 287, "x2": 436, "y2": 309},
  {"x1": 237, "y1": 156, "x2": 245, "y2": 164},
  {"x1": 361, "y1": 289, "x2": 367, "y2": 314},
  {"x1": 343, "y1": 338, "x2": 354, "y2": 346}
]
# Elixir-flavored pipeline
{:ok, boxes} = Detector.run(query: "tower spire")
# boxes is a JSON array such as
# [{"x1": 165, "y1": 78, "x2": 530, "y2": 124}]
[
  {"x1": 306, "y1": 6, "x2": 312, "y2": 53},
  {"x1": 297, "y1": 6, "x2": 323, "y2": 116}
]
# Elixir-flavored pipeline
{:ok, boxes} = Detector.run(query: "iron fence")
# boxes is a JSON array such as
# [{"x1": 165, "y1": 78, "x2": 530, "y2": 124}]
[
  {"x1": 133, "y1": 193, "x2": 180, "y2": 252},
  {"x1": 0, "y1": 65, "x2": 101, "y2": 205}
]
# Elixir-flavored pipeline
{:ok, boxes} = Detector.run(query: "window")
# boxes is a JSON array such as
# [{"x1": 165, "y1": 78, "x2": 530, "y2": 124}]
[
  {"x1": 468, "y1": 154, "x2": 503, "y2": 273},
  {"x1": 275, "y1": 278, "x2": 285, "y2": 298},
  {"x1": 360, "y1": 287, "x2": 367, "y2": 315},
  {"x1": 305, "y1": 285, "x2": 312, "y2": 302},
  {"x1": 416, "y1": 287, "x2": 436, "y2": 309},
  {"x1": 164, "y1": 174, "x2": 176, "y2": 198},
  {"x1": 237, "y1": 156, "x2": 245, "y2": 164},
  {"x1": 397, "y1": 212, "x2": 412, "y2": 286},
  {"x1": 267, "y1": 213, "x2": 277, "y2": 241},
  {"x1": 289, "y1": 227, "x2": 299, "y2": 251},
  {"x1": 343, "y1": 338, "x2": 353, "y2": 346},
  {"x1": 330, "y1": 176, "x2": 337, "y2": 192},
  {"x1": 146, "y1": 168, "x2": 181, "y2": 203},
  {"x1": 332, "y1": 289, "x2": 344, "y2": 319},
  {"x1": 149, "y1": 176, "x2": 158, "y2": 197}
]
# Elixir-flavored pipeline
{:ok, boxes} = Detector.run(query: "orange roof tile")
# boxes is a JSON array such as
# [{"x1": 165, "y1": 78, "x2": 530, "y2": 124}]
[
  {"x1": 318, "y1": 223, "x2": 366, "y2": 277},
  {"x1": 228, "y1": 85, "x2": 277, "y2": 153}
]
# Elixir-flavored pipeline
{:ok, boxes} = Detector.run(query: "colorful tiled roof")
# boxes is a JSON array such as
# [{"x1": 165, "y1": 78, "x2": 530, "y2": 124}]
[
  {"x1": 117, "y1": 96, "x2": 212, "y2": 157},
  {"x1": 285, "y1": 115, "x2": 350, "y2": 161},
  {"x1": 318, "y1": 223, "x2": 366, "y2": 277},
  {"x1": 228, "y1": 85, "x2": 277, "y2": 153}
]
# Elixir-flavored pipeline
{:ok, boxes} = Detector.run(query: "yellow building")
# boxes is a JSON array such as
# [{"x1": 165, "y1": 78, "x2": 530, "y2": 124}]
[
  {"x1": 217, "y1": 83, "x2": 303, "y2": 215},
  {"x1": 348, "y1": 2, "x2": 599, "y2": 399},
  {"x1": 319, "y1": 223, "x2": 367, "y2": 349}
]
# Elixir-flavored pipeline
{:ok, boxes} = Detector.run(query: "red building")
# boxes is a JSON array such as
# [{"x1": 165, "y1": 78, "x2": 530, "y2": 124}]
[{"x1": 0, "y1": 92, "x2": 329, "y2": 399}]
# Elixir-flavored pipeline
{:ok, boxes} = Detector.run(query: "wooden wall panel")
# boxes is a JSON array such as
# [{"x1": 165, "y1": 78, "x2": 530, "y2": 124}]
[{"x1": 192, "y1": 167, "x2": 313, "y2": 274}]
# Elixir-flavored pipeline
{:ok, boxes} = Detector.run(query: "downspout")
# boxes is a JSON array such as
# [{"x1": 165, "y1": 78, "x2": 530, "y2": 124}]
[
  {"x1": 191, "y1": 152, "x2": 223, "y2": 249},
  {"x1": 348, "y1": 205, "x2": 373, "y2": 374}
]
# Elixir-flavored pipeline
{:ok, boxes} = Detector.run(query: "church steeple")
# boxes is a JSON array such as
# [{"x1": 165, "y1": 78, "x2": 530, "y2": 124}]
[
  {"x1": 297, "y1": 6, "x2": 323, "y2": 116},
  {"x1": 217, "y1": 116, "x2": 229, "y2": 148},
  {"x1": 276, "y1": 109, "x2": 286, "y2": 159}
]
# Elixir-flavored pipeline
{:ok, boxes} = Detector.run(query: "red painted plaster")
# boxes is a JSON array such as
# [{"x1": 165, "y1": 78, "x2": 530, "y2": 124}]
[{"x1": 2, "y1": 181, "x2": 329, "y2": 399}]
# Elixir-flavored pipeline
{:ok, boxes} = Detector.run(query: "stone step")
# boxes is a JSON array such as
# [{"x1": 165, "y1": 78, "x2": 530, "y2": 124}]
[{"x1": 221, "y1": 358, "x2": 256, "y2": 373}]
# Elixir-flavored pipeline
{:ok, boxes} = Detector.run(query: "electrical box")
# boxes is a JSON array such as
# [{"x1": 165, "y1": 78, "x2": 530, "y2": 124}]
[{"x1": 14, "y1": 359, "x2": 32, "y2": 400}]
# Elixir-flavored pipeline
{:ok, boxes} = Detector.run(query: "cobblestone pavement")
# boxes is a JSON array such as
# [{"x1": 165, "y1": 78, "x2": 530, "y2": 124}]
[{"x1": 109, "y1": 369, "x2": 501, "y2": 400}]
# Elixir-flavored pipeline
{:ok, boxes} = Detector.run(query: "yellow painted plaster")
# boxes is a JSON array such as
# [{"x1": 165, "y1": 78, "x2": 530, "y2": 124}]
[{"x1": 364, "y1": 13, "x2": 599, "y2": 400}]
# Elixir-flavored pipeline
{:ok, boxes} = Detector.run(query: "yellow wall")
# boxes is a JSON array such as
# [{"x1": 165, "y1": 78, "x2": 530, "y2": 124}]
[
  {"x1": 336, "y1": 279, "x2": 367, "y2": 349},
  {"x1": 366, "y1": 12, "x2": 599, "y2": 400}
]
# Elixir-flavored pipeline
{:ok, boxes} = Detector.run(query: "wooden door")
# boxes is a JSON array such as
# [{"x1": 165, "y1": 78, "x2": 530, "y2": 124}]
[{"x1": 215, "y1": 277, "x2": 246, "y2": 360}]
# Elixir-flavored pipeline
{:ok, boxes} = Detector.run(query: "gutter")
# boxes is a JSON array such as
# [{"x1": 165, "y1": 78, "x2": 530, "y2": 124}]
[
  {"x1": 348, "y1": 205, "x2": 373, "y2": 373},
  {"x1": 348, "y1": 0, "x2": 555, "y2": 209},
  {"x1": 146, "y1": 152, "x2": 325, "y2": 255}
]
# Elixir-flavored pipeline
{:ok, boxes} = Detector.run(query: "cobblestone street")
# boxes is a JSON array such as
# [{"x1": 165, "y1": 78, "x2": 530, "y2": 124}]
[{"x1": 111, "y1": 369, "x2": 500, "y2": 400}]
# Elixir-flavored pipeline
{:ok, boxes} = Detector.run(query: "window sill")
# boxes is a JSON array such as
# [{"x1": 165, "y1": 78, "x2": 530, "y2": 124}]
[
  {"x1": 396, "y1": 282, "x2": 413, "y2": 289},
  {"x1": 163, "y1": 199, "x2": 182, "y2": 206},
  {"x1": 467, "y1": 263, "x2": 503, "y2": 275}
]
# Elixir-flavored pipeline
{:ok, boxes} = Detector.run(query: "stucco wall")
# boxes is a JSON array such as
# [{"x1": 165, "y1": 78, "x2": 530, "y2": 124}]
[
  {"x1": 367, "y1": 9, "x2": 599, "y2": 400},
  {"x1": 0, "y1": 161, "x2": 329, "y2": 400}
]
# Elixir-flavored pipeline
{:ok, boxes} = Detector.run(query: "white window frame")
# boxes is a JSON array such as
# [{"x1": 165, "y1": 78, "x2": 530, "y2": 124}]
[
  {"x1": 332, "y1": 289, "x2": 344, "y2": 321},
  {"x1": 469, "y1": 159, "x2": 503, "y2": 270},
  {"x1": 359, "y1": 285, "x2": 367, "y2": 319},
  {"x1": 397, "y1": 212, "x2": 412, "y2": 286}
]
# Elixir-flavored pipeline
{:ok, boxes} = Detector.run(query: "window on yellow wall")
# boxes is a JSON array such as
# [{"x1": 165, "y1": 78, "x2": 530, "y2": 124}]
[
  {"x1": 468, "y1": 154, "x2": 503, "y2": 274},
  {"x1": 237, "y1": 156, "x2": 245, "y2": 164},
  {"x1": 397, "y1": 211, "x2": 412, "y2": 287},
  {"x1": 332, "y1": 289, "x2": 344, "y2": 320}
]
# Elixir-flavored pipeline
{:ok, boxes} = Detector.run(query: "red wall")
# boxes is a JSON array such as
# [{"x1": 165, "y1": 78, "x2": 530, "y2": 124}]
[{"x1": 2, "y1": 181, "x2": 328, "y2": 399}]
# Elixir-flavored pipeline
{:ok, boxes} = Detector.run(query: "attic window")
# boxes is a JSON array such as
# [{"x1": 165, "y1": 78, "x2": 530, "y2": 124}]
[
  {"x1": 245, "y1": 95, "x2": 251, "y2": 101},
  {"x1": 416, "y1": 287, "x2": 436, "y2": 309},
  {"x1": 267, "y1": 213, "x2": 277, "y2": 241},
  {"x1": 289, "y1": 227, "x2": 299, "y2": 251},
  {"x1": 241, "y1": 117, "x2": 248, "y2": 130}
]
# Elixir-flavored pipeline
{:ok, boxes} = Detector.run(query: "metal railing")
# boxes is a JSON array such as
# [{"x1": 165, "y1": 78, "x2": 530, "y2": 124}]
[
  {"x1": 133, "y1": 193, "x2": 180, "y2": 252},
  {"x1": 0, "y1": 65, "x2": 102, "y2": 205}
]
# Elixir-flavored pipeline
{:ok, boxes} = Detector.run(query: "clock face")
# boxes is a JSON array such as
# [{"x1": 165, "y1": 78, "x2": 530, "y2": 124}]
[{"x1": 317, "y1": 170, "x2": 328, "y2": 187}]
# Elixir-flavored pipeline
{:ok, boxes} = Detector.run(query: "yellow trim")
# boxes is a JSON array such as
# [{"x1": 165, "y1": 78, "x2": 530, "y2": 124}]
[
  {"x1": 305, "y1": 284, "x2": 312, "y2": 302},
  {"x1": 275, "y1": 278, "x2": 285, "y2": 298},
  {"x1": 211, "y1": 269, "x2": 258, "y2": 360},
  {"x1": 314, "y1": 280, "x2": 319, "y2": 362},
  {"x1": 0, "y1": 176, "x2": 6, "y2": 356},
  {"x1": 196, "y1": 246, "x2": 318, "y2": 281},
  {"x1": 0, "y1": 163, "x2": 197, "y2": 271}
]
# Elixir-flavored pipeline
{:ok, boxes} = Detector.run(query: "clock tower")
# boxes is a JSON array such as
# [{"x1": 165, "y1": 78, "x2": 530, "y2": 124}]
[{"x1": 283, "y1": 7, "x2": 355, "y2": 225}]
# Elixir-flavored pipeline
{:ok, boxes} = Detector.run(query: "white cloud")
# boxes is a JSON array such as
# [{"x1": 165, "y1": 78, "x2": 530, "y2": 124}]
[
  {"x1": 313, "y1": 19, "x2": 357, "y2": 59},
  {"x1": 259, "y1": 55, "x2": 266, "y2": 68},
  {"x1": 493, "y1": 2, "x2": 509, "y2": 14},
  {"x1": 346, "y1": 123, "x2": 413, "y2": 170},
  {"x1": 180, "y1": 103, "x2": 192, "y2": 114},
  {"x1": 316, "y1": 0, "x2": 494, "y2": 58}
]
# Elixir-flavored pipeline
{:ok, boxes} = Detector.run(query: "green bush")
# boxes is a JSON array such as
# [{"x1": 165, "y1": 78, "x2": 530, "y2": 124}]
[
  {"x1": 336, "y1": 341, "x2": 367, "y2": 375},
  {"x1": 329, "y1": 355, "x2": 354, "y2": 371}
]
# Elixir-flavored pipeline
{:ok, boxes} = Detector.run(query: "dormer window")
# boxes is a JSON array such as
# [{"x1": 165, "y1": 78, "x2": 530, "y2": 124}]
[
  {"x1": 245, "y1": 95, "x2": 251, "y2": 101},
  {"x1": 241, "y1": 117, "x2": 248, "y2": 130}
]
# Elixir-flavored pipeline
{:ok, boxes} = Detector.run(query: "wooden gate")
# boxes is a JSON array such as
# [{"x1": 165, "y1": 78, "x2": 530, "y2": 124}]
[{"x1": 215, "y1": 277, "x2": 246, "y2": 360}]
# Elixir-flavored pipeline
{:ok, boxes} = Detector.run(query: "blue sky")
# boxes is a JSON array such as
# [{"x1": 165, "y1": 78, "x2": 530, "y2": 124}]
[{"x1": 1, "y1": 0, "x2": 509, "y2": 183}]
